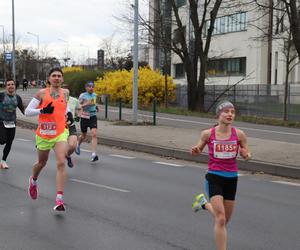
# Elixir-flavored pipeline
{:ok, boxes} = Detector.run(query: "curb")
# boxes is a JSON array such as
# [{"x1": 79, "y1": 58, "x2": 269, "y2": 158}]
[{"x1": 17, "y1": 119, "x2": 300, "y2": 179}]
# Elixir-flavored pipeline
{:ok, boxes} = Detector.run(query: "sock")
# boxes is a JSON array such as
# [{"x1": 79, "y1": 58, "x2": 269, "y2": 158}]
[
  {"x1": 56, "y1": 191, "x2": 64, "y2": 200},
  {"x1": 92, "y1": 152, "x2": 96, "y2": 157},
  {"x1": 31, "y1": 177, "x2": 37, "y2": 185}
]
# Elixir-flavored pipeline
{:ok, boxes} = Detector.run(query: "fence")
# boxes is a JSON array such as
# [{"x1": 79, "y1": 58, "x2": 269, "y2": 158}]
[{"x1": 175, "y1": 84, "x2": 300, "y2": 121}]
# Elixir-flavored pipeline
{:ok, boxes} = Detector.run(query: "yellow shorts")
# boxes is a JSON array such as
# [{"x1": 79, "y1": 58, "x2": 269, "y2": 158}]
[{"x1": 36, "y1": 129, "x2": 69, "y2": 151}]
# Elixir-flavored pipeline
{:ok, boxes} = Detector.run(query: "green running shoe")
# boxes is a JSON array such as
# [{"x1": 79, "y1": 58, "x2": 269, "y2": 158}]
[{"x1": 192, "y1": 193, "x2": 207, "y2": 212}]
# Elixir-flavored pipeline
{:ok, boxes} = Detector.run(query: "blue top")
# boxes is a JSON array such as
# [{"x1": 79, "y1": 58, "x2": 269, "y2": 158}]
[{"x1": 78, "y1": 92, "x2": 97, "y2": 117}]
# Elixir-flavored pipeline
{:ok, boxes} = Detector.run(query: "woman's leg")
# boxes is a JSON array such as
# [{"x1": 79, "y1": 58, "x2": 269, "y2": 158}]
[
  {"x1": 224, "y1": 200, "x2": 235, "y2": 224},
  {"x1": 210, "y1": 195, "x2": 227, "y2": 250}
]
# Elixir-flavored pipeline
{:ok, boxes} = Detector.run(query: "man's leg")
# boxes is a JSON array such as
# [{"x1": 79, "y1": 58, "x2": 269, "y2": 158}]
[{"x1": 1, "y1": 127, "x2": 16, "y2": 168}]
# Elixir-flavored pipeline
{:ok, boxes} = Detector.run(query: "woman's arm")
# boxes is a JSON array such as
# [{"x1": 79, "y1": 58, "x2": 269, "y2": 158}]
[
  {"x1": 191, "y1": 129, "x2": 210, "y2": 156},
  {"x1": 237, "y1": 129, "x2": 251, "y2": 161}
]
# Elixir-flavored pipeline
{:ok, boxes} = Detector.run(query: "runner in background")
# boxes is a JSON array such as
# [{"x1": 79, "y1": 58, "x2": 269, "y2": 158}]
[
  {"x1": 191, "y1": 101, "x2": 251, "y2": 250},
  {"x1": 75, "y1": 81, "x2": 99, "y2": 162},
  {"x1": 0, "y1": 78, "x2": 24, "y2": 169},
  {"x1": 25, "y1": 67, "x2": 69, "y2": 212},
  {"x1": 66, "y1": 95, "x2": 82, "y2": 168}
]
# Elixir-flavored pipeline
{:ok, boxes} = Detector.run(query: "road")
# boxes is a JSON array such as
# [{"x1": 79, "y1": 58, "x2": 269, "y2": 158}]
[
  {"x1": 0, "y1": 127, "x2": 299, "y2": 250},
  {"x1": 17, "y1": 88, "x2": 300, "y2": 144}
]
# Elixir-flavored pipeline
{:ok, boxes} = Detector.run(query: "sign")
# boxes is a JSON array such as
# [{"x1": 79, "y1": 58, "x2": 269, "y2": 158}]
[{"x1": 5, "y1": 52, "x2": 12, "y2": 62}]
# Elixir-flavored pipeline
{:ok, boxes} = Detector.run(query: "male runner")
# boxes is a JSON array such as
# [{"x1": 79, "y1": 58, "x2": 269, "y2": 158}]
[
  {"x1": 75, "y1": 81, "x2": 99, "y2": 162},
  {"x1": 0, "y1": 79, "x2": 24, "y2": 169},
  {"x1": 25, "y1": 67, "x2": 69, "y2": 211}
]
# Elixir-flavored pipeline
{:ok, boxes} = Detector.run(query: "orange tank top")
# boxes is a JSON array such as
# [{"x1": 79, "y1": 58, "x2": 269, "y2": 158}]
[{"x1": 36, "y1": 88, "x2": 67, "y2": 139}]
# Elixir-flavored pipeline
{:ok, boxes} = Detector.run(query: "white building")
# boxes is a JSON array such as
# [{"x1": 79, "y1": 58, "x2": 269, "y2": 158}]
[{"x1": 149, "y1": 0, "x2": 300, "y2": 88}]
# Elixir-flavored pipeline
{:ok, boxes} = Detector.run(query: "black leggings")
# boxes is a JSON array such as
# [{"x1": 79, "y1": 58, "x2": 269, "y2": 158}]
[{"x1": 0, "y1": 123, "x2": 16, "y2": 161}]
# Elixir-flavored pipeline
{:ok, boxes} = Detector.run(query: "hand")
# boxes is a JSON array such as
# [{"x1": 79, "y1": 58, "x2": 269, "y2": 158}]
[
  {"x1": 40, "y1": 102, "x2": 54, "y2": 114},
  {"x1": 240, "y1": 148, "x2": 251, "y2": 161},
  {"x1": 191, "y1": 146, "x2": 201, "y2": 156},
  {"x1": 66, "y1": 112, "x2": 74, "y2": 126}
]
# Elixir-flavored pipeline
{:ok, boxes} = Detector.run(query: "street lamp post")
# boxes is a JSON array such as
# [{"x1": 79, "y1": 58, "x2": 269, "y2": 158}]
[
  {"x1": 12, "y1": 0, "x2": 16, "y2": 82},
  {"x1": 80, "y1": 44, "x2": 90, "y2": 66},
  {"x1": 58, "y1": 38, "x2": 70, "y2": 66},
  {"x1": 27, "y1": 32, "x2": 40, "y2": 82},
  {"x1": 0, "y1": 25, "x2": 6, "y2": 81}
]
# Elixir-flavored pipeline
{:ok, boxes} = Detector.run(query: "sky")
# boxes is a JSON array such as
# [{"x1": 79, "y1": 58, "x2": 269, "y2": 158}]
[{"x1": 0, "y1": 0, "x2": 148, "y2": 65}]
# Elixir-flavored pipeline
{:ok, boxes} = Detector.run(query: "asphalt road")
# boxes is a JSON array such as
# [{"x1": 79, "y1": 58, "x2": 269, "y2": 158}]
[
  {"x1": 0, "y1": 127, "x2": 299, "y2": 250},
  {"x1": 17, "y1": 88, "x2": 300, "y2": 144}
]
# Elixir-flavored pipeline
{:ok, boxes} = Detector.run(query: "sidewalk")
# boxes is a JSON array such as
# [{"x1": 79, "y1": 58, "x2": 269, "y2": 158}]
[{"x1": 16, "y1": 110, "x2": 300, "y2": 179}]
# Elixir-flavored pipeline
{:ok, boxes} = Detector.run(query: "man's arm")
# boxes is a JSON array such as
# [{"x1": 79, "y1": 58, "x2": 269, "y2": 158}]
[{"x1": 16, "y1": 95, "x2": 25, "y2": 114}]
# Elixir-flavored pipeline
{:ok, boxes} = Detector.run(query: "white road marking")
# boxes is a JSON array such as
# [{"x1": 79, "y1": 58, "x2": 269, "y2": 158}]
[
  {"x1": 70, "y1": 178, "x2": 130, "y2": 193},
  {"x1": 154, "y1": 161, "x2": 184, "y2": 167},
  {"x1": 16, "y1": 138, "x2": 31, "y2": 142},
  {"x1": 272, "y1": 180, "x2": 300, "y2": 187},
  {"x1": 110, "y1": 154, "x2": 136, "y2": 159},
  {"x1": 81, "y1": 149, "x2": 92, "y2": 153}
]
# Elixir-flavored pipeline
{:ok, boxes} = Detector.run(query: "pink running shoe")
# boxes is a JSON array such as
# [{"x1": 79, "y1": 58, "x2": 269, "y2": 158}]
[
  {"x1": 53, "y1": 199, "x2": 66, "y2": 212},
  {"x1": 28, "y1": 176, "x2": 38, "y2": 200}
]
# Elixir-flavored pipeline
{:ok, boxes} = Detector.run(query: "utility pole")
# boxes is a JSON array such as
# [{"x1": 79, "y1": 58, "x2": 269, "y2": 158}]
[
  {"x1": 267, "y1": 0, "x2": 273, "y2": 95},
  {"x1": 12, "y1": 0, "x2": 16, "y2": 82},
  {"x1": 132, "y1": 0, "x2": 139, "y2": 125},
  {"x1": 28, "y1": 32, "x2": 40, "y2": 82},
  {"x1": 0, "y1": 25, "x2": 6, "y2": 81}
]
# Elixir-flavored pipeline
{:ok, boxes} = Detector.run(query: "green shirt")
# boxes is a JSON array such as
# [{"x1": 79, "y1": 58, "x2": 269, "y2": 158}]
[{"x1": 67, "y1": 96, "x2": 80, "y2": 118}]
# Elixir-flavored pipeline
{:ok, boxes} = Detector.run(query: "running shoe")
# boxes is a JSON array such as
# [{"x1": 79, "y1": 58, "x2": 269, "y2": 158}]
[
  {"x1": 192, "y1": 193, "x2": 207, "y2": 212},
  {"x1": 28, "y1": 176, "x2": 38, "y2": 200},
  {"x1": 1, "y1": 160, "x2": 9, "y2": 169},
  {"x1": 75, "y1": 144, "x2": 80, "y2": 155},
  {"x1": 66, "y1": 156, "x2": 74, "y2": 168},
  {"x1": 91, "y1": 155, "x2": 99, "y2": 162},
  {"x1": 53, "y1": 199, "x2": 66, "y2": 212}
]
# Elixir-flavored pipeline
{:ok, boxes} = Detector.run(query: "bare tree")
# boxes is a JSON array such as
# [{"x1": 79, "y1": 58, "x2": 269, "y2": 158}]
[{"x1": 168, "y1": 0, "x2": 226, "y2": 111}]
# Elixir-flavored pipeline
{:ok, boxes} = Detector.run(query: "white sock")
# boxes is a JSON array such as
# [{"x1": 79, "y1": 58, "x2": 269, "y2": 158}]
[
  {"x1": 56, "y1": 194, "x2": 63, "y2": 200},
  {"x1": 92, "y1": 152, "x2": 96, "y2": 157}
]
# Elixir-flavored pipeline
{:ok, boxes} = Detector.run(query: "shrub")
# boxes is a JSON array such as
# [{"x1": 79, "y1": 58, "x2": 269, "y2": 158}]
[
  {"x1": 62, "y1": 66, "x2": 83, "y2": 73},
  {"x1": 94, "y1": 67, "x2": 176, "y2": 106},
  {"x1": 63, "y1": 69, "x2": 104, "y2": 97}
]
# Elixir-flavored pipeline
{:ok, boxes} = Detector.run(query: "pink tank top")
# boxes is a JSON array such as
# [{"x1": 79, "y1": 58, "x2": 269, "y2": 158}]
[{"x1": 208, "y1": 127, "x2": 239, "y2": 172}]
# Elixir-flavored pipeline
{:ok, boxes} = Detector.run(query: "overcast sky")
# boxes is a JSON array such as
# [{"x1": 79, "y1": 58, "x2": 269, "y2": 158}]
[{"x1": 0, "y1": 0, "x2": 148, "y2": 64}]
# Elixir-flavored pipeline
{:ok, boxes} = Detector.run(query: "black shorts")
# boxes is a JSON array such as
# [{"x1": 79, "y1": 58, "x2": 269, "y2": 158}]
[
  {"x1": 80, "y1": 116, "x2": 97, "y2": 133},
  {"x1": 205, "y1": 173, "x2": 238, "y2": 200},
  {"x1": 68, "y1": 124, "x2": 77, "y2": 136}
]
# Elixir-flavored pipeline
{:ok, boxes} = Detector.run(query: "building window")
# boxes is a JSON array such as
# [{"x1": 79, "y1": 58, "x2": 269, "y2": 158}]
[
  {"x1": 207, "y1": 57, "x2": 246, "y2": 77},
  {"x1": 174, "y1": 63, "x2": 185, "y2": 78},
  {"x1": 206, "y1": 12, "x2": 247, "y2": 36},
  {"x1": 175, "y1": 0, "x2": 186, "y2": 8}
]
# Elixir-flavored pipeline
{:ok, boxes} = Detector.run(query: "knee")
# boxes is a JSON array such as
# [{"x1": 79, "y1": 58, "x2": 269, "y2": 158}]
[
  {"x1": 215, "y1": 213, "x2": 226, "y2": 227},
  {"x1": 37, "y1": 160, "x2": 47, "y2": 168},
  {"x1": 57, "y1": 160, "x2": 65, "y2": 171}
]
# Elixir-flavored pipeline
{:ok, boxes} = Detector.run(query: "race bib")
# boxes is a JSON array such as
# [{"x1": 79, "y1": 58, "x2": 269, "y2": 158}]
[
  {"x1": 81, "y1": 111, "x2": 90, "y2": 119},
  {"x1": 3, "y1": 121, "x2": 16, "y2": 128},
  {"x1": 213, "y1": 140, "x2": 238, "y2": 159},
  {"x1": 40, "y1": 122, "x2": 57, "y2": 136}
]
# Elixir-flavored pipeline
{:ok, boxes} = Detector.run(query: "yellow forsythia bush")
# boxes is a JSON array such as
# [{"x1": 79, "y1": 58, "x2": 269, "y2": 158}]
[
  {"x1": 94, "y1": 67, "x2": 176, "y2": 106},
  {"x1": 62, "y1": 66, "x2": 83, "y2": 73}
]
